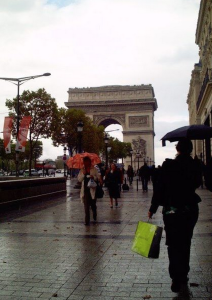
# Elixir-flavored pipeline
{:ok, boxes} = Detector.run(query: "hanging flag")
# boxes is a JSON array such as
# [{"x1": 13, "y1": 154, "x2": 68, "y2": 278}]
[
  {"x1": 16, "y1": 116, "x2": 31, "y2": 152},
  {"x1": 3, "y1": 117, "x2": 13, "y2": 154}
]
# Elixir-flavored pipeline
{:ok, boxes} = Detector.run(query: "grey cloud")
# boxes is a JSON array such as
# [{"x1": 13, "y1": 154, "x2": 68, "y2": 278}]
[{"x1": 0, "y1": 0, "x2": 36, "y2": 12}]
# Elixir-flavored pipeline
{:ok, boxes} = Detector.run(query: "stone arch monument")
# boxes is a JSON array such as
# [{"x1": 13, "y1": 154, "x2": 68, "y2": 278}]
[{"x1": 65, "y1": 85, "x2": 158, "y2": 168}]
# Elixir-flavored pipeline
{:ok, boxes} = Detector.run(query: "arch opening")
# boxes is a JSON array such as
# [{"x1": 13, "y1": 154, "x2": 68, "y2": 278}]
[{"x1": 99, "y1": 118, "x2": 121, "y2": 128}]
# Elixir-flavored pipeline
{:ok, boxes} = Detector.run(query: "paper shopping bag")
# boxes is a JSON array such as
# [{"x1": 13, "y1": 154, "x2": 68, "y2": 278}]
[{"x1": 131, "y1": 221, "x2": 163, "y2": 258}]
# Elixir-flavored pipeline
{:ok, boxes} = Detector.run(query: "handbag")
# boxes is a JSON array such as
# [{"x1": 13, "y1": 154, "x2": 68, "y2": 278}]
[
  {"x1": 95, "y1": 183, "x2": 104, "y2": 198},
  {"x1": 87, "y1": 178, "x2": 97, "y2": 188},
  {"x1": 131, "y1": 221, "x2": 163, "y2": 258}
]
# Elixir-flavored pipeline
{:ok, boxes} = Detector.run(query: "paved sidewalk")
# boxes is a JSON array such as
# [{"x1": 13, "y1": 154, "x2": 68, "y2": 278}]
[{"x1": 0, "y1": 178, "x2": 211, "y2": 300}]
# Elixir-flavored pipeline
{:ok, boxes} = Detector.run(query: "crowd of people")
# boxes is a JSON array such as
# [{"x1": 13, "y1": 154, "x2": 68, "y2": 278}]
[{"x1": 77, "y1": 141, "x2": 212, "y2": 293}]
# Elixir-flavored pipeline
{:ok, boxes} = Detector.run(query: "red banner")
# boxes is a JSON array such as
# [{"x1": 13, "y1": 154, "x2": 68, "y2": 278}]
[
  {"x1": 16, "y1": 116, "x2": 31, "y2": 152},
  {"x1": 3, "y1": 117, "x2": 13, "y2": 154}
]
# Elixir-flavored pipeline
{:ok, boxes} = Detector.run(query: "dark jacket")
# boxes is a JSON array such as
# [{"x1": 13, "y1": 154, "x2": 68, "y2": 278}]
[
  {"x1": 139, "y1": 164, "x2": 150, "y2": 179},
  {"x1": 106, "y1": 170, "x2": 120, "y2": 198},
  {"x1": 149, "y1": 154, "x2": 202, "y2": 214}
]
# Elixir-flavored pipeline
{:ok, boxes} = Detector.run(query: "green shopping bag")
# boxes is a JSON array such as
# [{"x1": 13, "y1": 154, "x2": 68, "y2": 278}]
[{"x1": 131, "y1": 221, "x2": 163, "y2": 258}]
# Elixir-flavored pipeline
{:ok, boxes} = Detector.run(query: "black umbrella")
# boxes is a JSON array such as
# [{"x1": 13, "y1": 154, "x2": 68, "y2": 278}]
[{"x1": 161, "y1": 125, "x2": 212, "y2": 146}]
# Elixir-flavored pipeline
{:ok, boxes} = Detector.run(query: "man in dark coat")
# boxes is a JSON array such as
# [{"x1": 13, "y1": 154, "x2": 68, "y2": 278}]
[
  {"x1": 127, "y1": 165, "x2": 134, "y2": 186},
  {"x1": 139, "y1": 163, "x2": 150, "y2": 192},
  {"x1": 148, "y1": 139, "x2": 202, "y2": 293}
]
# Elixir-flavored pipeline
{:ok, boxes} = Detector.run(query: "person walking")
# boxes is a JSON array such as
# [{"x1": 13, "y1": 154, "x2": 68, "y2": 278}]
[
  {"x1": 148, "y1": 139, "x2": 202, "y2": 293},
  {"x1": 139, "y1": 163, "x2": 150, "y2": 192},
  {"x1": 105, "y1": 163, "x2": 120, "y2": 208},
  {"x1": 127, "y1": 165, "x2": 134, "y2": 186},
  {"x1": 78, "y1": 156, "x2": 101, "y2": 225}
]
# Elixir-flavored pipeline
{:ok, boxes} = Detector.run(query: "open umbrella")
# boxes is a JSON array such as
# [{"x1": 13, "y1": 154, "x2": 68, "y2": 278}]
[
  {"x1": 66, "y1": 152, "x2": 101, "y2": 169},
  {"x1": 161, "y1": 125, "x2": 212, "y2": 146}
]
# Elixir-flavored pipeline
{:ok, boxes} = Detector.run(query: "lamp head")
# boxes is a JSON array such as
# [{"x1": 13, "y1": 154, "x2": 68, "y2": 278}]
[{"x1": 77, "y1": 121, "x2": 84, "y2": 132}]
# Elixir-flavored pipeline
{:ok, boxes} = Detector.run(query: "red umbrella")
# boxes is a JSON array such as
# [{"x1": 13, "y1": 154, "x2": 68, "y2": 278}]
[{"x1": 66, "y1": 152, "x2": 101, "y2": 169}]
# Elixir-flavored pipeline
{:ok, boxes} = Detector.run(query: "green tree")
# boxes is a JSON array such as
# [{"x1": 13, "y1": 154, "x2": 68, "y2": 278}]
[
  {"x1": 107, "y1": 138, "x2": 131, "y2": 162},
  {"x1": 0, "y1": 138, "x2": 43, "y2": 172},
  {"x1": 52, "y1": 108, "x2": 105, "y2": 155},
  {"x1": 6, "y1": 88, "x2": 58, "y2": 174}
]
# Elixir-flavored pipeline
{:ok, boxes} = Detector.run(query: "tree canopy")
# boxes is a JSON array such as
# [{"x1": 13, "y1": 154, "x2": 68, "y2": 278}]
[
  {"x1": 52, "y1": 108, "x2": 105, "y2": 155},
  {"x1": 6, "y1": 88, "x2": 58, "y2": 172},
  {"x1": 107, "y1": 137, "x2": 131, "y2": 162}
]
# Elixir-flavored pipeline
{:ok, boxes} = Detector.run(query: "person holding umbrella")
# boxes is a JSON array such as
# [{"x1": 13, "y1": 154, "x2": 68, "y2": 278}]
[
  {"x1": 78, "y1": 156, "x2": 102, "y2": 225},
  {"x1": 148, "y1": 138, "x2": 202, "y2": 293}
]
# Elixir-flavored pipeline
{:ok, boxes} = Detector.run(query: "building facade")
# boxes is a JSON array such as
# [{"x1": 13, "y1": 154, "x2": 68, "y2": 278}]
[
  {"x1": 187, "y1": 0, "x2": 212, "y2": 163},
  {"x1": 65, "y1": 85, "x2": 157, "y2": 169}
]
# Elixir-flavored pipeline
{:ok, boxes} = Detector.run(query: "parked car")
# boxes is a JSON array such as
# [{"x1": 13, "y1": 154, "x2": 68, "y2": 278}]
[
  {"x1": 9, "y1": 170, "x2": 16, "y2": 176},
  {"x1": 0, "y1": 170, "x2": 5, "y2": 176},
  {"x1": 48, "y1": 169, "x2": 56, "y2": 176},
  {"x1": 24, "y1": 169, "x2": 39, "y2": 176},
  {"x1": 38, "y1": 170, "x2": 43, "y2": 176},
  {"x1": 19, "y1": 169, "x2": 25, "y2": 175}
]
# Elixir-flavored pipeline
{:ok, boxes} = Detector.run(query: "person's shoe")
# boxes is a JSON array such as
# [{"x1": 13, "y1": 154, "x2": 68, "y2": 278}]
[
  {"x1": 110, "y1": 206, "x2": 113, "y2": 208},
  {"x1": 171, "y1": 280, "x2": 181, "y2": 293},
  {"x1": 84, "y1": 222, "x2": 90, "y2": 226}
]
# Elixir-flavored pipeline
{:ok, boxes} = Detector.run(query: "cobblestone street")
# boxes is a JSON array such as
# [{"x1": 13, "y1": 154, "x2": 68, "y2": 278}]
[{"x1": 0, "y1": 178, "x2": 211, "y2": 300}]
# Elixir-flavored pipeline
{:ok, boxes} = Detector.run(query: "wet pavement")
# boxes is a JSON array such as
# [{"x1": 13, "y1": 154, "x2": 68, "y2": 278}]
[{"x1": 0, "y1": 177, "x2": 211, "y2": 299}]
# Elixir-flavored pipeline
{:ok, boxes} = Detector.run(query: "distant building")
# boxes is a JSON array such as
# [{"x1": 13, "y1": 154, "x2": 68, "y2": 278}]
[
  {"x1": 65, "y1": 85, "x2": 157, "y2": 169},
  {"x1": 187, "y1": 0, "x2": 212, "y2": 163}
]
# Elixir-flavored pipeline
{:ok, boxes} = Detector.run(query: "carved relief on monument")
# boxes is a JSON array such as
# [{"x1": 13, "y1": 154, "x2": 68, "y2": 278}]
[
  {"x1": 132, "y1": 137, "x2": 146, "y2": 158},
  {"x1": 68, "y1": 89, "x2": 154, "y2": 102},
  {"x1": 129, "y1": 116, "x2": 149, "y2": 127}
]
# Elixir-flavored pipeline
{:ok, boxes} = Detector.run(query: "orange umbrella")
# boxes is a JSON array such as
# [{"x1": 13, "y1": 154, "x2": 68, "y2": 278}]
[{"x1": 66, "y1": 152, "x2": 101, "y2": 169}]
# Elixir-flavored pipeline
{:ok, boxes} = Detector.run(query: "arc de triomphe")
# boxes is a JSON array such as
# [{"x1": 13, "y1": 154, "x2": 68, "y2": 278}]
[{"x1": 65, "y1": 85, "x2": 158, "y2": 168}]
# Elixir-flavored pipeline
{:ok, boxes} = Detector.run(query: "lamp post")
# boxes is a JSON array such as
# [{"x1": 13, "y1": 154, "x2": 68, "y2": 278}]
[
  {"x1": 136, "y1": 151, "x2": 140, "y2": 171},
  {"x1": 104, "y1": 133, "x2": 109, "y2": 169},
  {"x1": 33, "y1": 147, "x2": 40, "y2": 171},
  {"x1": 0, "y1": 73, "x2": 51, "y2": 176},
  {"x1": 42, "y1": 161, "x2": 45, "y2": 177},
  {"x1": 63, "y1": 146, "x2": 67, "y2": 177},
  {"x1": 77, "y1": 121, "x2": 84, "y2": 153},
  {"x1": 130, "y1": 149, "x2": 133, "y2": 166}
]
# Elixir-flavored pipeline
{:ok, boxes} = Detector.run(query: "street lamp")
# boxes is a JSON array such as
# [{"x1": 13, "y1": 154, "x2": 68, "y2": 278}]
[
  {"x1": 130, "y1": 149, "x2": 133, "y2": 166},
  {"x1": 42, "y1": 161, "x2": 45, "y2": 177},
  {"x1": 33, "y1": 147, "x2": 40, "y2": 170},
  {"x1": 136, "y1": 151, "x2": 140, "y2": 171},
  {"x1": 104, "y1": 133, "x2": 109, "y2": 169},
  {"x1": 63, "y1": 146, "x2": 67, "y2": 177},
  {"x1": 77, "y1": 121, "x2": 84, "y2": 153},
  {"x1": 0, "y1": 73, "x2": 51, "y2": 176}
]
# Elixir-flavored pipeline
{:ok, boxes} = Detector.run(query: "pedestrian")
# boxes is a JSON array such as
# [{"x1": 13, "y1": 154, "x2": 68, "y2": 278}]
[
  {"x1": 78, "y1": 156, "x2": 101, "y2": 225},
  {"x1": 105, "y1": 163, "x2": 120, "y2": 208},
  {"x1": 148, "y1": 139, "x2": 202, "y2": 293},
  {"x1": 127, "y1": 165, "x2": 134, "y2": 185},
  {"x1": 139, "y1": 163, "x2": 150, "y2": 192}
]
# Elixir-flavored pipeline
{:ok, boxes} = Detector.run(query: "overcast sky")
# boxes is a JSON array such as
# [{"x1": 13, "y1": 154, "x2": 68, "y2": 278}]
[{"x1": 0, "y1": 0, "x2": 201, "y2": 165}]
